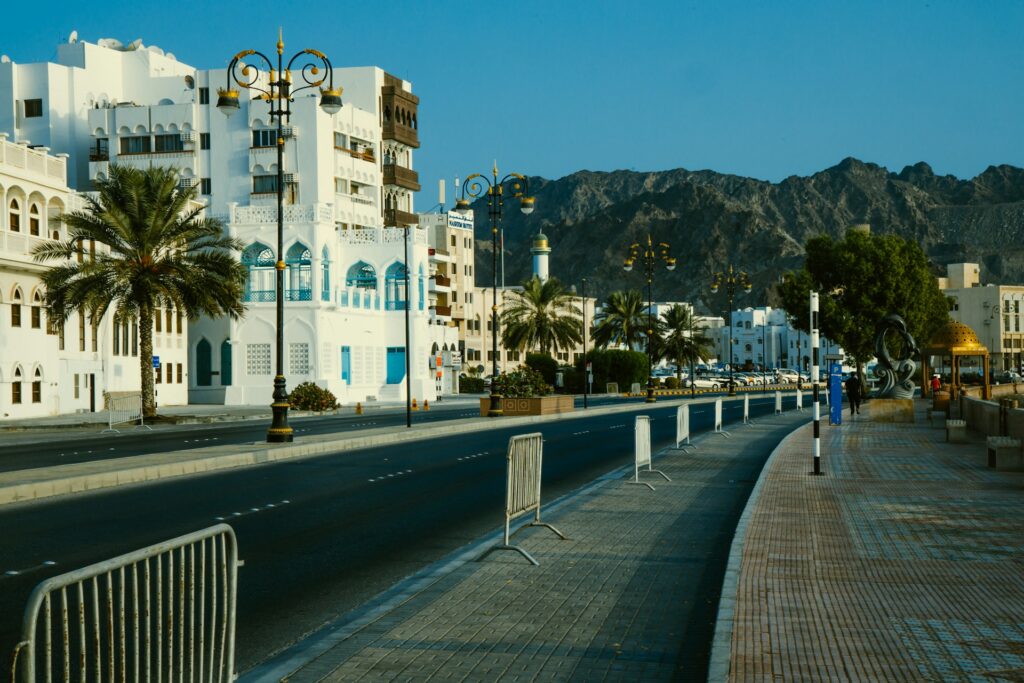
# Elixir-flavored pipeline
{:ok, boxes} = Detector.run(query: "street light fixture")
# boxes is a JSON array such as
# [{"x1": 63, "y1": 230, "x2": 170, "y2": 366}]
[
  {"x1": 571, "y1": 280, "x2": 590, "y2": 409},
  {"x1": 710, "y1": 265, "x2": 752, "y2": 397},
  {"x1": 219, "y1": 30, "x2": 342, "y2": 443},
  {"x1": 622, "y1": 235, "x2": 676, "y2": 403},
  {"x1": 454, "y1": 163, "x2": 534, "y2": 417}
]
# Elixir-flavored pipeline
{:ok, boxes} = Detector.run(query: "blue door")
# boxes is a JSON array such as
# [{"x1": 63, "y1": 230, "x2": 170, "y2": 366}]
[
  {"x1": 341, "y1": 346, "x2": 351, "y2": 385},
  {"x1": 220, "y1": 340, "x2": 233, "y2": 386},
  {"x1": 386, "y1": 347, "x2": 406, "y2": 384},
  {"x1": 196, "y1": 339, "x2": 212, "y2": 386}
]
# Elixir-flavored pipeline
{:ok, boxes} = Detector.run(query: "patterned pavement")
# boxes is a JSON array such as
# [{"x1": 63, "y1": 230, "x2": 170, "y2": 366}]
[{"x1": 725, "y1": 406, "x2": 1024, "y2": 682}]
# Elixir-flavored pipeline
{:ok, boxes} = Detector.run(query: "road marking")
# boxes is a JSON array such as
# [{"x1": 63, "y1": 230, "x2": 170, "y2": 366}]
[
  {"x1": 3, "y1": 560, "x2": 56, "y2": 579},
  {"x1": 215, "y1": 499, "x2": 289, "y2": 521},
  {"x1": 368, "y1": 469, "x2": 414, "y2": 483}
]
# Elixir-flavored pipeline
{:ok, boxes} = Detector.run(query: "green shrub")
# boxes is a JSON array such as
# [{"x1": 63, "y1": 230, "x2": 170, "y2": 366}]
[
  {"x1": 525, "y1": 353, "x2": 558, "y2": 385},
  {"x1": 576, "y1": 349, "x2": 649, "y2": 393},
  {"x1": 665, "y1": 376, "x2": 681, "y2": 390},
  {"x1": 459, "y1": 376, "x2": 486, "y2": 393},
  {"x1": 289, "y1": 382, "x2": 339, "y2": 411},
  {"x1": 494, "y1": 366, "x2": 552, "y2": 398}
]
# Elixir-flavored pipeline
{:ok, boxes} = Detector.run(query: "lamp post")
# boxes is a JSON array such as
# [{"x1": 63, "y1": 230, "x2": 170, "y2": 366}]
[
  {"x1": 218, "y1": 31, "x2": 342, "y2": 443},
  {"x1": 689, "y1": 307, "x2": 696, "y2": 398},
  {"x1": 710, "y1": 265, "x2": 752, "y2": 397},
  {"x1": 623, "y1": 236, "x2": 676, "y2": 403},
  {"x1": 572, "y1": 280, "x2": 590, "y2": 408},
  {"x1": 761, "y1": 310, "x2": 767, "y2": 392},
  {"x1": 454, "y1": 163, "x2": 534, "y2": 417}
]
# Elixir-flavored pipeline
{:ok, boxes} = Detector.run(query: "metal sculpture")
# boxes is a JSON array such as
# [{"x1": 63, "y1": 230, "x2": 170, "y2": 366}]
[{"x1": 873, "y1": 314, "x2": 919, "y2": 398}]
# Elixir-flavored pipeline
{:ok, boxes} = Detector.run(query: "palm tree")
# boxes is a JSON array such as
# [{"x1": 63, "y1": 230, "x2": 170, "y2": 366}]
[
  {"x1": 658, "y1": 304, "x2": 713, "y2": 383},
  {"x1": 592, "y1": 289, "x2": 648, "y2": 350},
  {"x1": 33, "y1": 165, "x2": 247, "y2": 417},
  {"x1": 501, "y1": 276, "x2": 582, "y2": 356}
]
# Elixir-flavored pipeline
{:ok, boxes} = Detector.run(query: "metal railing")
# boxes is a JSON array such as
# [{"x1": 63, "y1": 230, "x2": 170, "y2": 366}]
[
  {"x1": 477, "y1": 433, "x2": 567, "y2": 566},
  {"x1": 102, "y1": 393, "x2": 151, "y2": 434},
  {"x1": 743, "y1": 394, "x2": 754, "y2": 425},
  {"x1": 714, "y1": 398, "x2": 730, "y2": 437},
  {"x1": 630, "y1": 383, "x2": 642, "y2": 395},
  {"x1": 796, "y1": 388, "x2": 804, "y2": 411},
  {"x1": 10, "y1": 524, "x2": 240, "y2": 683},
  {"x1": 675, "y1": 404, "x2": 694, "y2": 452},
  {"x1": 606, "y1": 382, "x2": 619, "y2": 395},
  {"x1": 774, "y1": 390, "x2": 783, "y2": 415},
  {"x1": 628, "y1": 415, "x2": 670, "y2": 491}
]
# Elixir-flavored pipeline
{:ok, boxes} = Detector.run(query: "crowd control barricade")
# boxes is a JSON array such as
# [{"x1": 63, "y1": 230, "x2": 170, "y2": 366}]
[
  {"x1": 743, "y1": 394, "x2": 754, "y2": 425},
  {"x1": 630, "y1": 382, "x2": 642, "y2": 396},
  {"x1": 714, "y1": 398, "x2": 730, "y2": 437},
  {"x1": 796, "y1": 388, "x2": 804, "y2": 411},
  {"x1": 606, "y1": 382, "x2": 619, "y2": 395},
  {"x1": 101, "y1": 392, "x2": 152, "y2": 434},
  {"x1": 675, "y1": 404, "x2": 694, "y2": 452},
  {"x1": 774, "y1": 390, "x2": 783, "y2": 415},
  {"x1": 477, "y1": 433, "x2": 567, "y2": 566},
  {"x1": 10, "y1": 524, "x2": 239, "y2": 683},
  {"x1": 629, "y1": 415, "x2": 670, "y2": 491}
]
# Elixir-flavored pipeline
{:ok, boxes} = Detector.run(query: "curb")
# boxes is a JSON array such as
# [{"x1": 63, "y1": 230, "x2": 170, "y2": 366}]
[{"x1": 706, "y1": 420, "x2": 809, "y2": 682}]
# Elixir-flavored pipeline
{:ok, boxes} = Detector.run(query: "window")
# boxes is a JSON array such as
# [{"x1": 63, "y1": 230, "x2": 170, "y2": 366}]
[
  {"x1": 200, "y1": 178, "x2": 211, "y2": 195},
  {"x1": 12, "y1": 368, "x2": 22, "y2": 404},
  {"x1": 31, "y1": 304, "x2": 41, "y2": 329},
  {"x1": 246, "y1": 343, "x2": 273, "y2": 375},
  {"x1": 333, "y1": 132, "x2": 347, "y2": 148},
  {"x1": 119, "y1": 135, "x2": 151, "y2": 155},
  {"x1": 242, "y1": 243, "x2": 276, "y2": 302},
  {"x1": 252, "y1": 129, "x2": 276, "y2": 148},
  {"x1": 11, "y1": 289, "x2": 22, "y2": 327},
  {"x1": 166, "y1": 309, "x2": 173, "y2": 333},
  {"x1": 198, "y1": 87, "x2": 210, "y2": 105},
  {"x1": 154, "y1": 134, "x2": 184, "y2": 153},
  {"x1": 177, "y1": 311, "x2": 183, "y2": 334},
  {"x1": 253, "y1": 175, "x2": 278, "y2": 194},
  {"x1": 24, "y1": 98, "x2": 43, "y2": 118},
  {"x1": 285, "y1": 244, "x2": 313, "y2": 301},
  {"x1": 346, "y1": 261, "x2": 377, "y2": 289},
  {"x1": 177, "y1": 363, "x2": 183, "y2": 384},
  {"x1": 112, "y1": 321, "x2": 120, "y2": 355},
  {"x1": 289, "y1": 343, "x2": 310, "y2": 374},
  {"x1": 9, "y1": 198, "x2": 21, "y2": 232},
  {"x1": 131, "y1": 321, "x2": 138, "y2": 356},
  {"x1": 166, "y1": 364, "x2": 172, "y2": 384},
  {"x1": 451, "y1": 235, "x2": 456, "y2": 247},
  {"x1": 199, "y1": 133, "x2": 211, "y2": 150},
  {"x1": 155, "y1": 364, "x2": 161, "y2": 384},
  {"x1": 90, "y1": 138, "x2": 109, "y2": 161},
  {"x1": 32, "y1": 372, "x2": 41, "y2": 403},
  {"x1": 384, "y1": 261, "x2": 408, "y2": 310},
  {"x1": 321, "y1": 246, "x2": 331, "y2": 302},
  {"x1": 74, "y1": 374, "x2": 80, "y2": 399},
  {"x1": 155, "y1": 309, "x2": 162, "y2": 333},
  {"x1": 29, "y1": 204, "x2": 40, "y2": 236},
  {"x1": 91, "y1": 319, "x2": 97, "y2": 352},
  {"x1": 78, "y1": 310, "x2": 86, "y2": 351}
]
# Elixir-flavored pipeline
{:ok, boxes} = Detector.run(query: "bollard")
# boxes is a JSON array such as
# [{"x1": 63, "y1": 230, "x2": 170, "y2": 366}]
[
  {"x1": 423, "y1": 399, "x2": 430, "y2": 411},
  {"x1": 412, "y1": 398, "x2": 419, "y2": 410},
  {"x1": 355, "y1": 402, "x2": 363, "y2": 415}
]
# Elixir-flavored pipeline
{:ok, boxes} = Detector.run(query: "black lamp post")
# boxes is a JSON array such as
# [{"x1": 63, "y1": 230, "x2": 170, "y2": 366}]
[
  {"x1": 710, "y1": 265, "x2": 752, "y2": 397},
  {"x1": 454, "y1": 163, "x2": 534, "y2": 417},
  {"x1": 761, "y1": 310, "x2": 767, "y2": 392},
  {"x1": 623, "y1": 236, "x2": 676, "y2": 403},
  {"x1": 571, "y1": 280, "x2": 590, "y2": 409},
  {"x1": 218, "y1": 31, "x2": 342, "y2": 443}
]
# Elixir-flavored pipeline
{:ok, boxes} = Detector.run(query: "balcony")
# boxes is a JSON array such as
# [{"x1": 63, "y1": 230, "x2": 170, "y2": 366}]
[
  {"x1": 382, "y1": 164, "x2": 421, "y2": 192},
  {"x1": 381, "y1": 121, "x2": 419, "y2": 149},
  {"x1": 431, "y1": 305, "x2": 452, "y2": 317},
  {"x1": 433, "y1": 274, "x2": 451, "y2": 288},
  {"x1": 384, "y1": 207, "x2": 418, "y2": 228}
]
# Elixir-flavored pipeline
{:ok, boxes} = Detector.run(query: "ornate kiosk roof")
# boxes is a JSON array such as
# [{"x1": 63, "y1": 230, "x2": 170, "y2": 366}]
[{"x1": 924, "y1": 320, "x2": 988, "y2": 356}]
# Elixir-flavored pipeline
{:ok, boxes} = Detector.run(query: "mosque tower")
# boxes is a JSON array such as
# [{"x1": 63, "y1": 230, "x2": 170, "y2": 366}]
[{"x1": 531, "y1": 230, "x2": 551, "y2": 282}]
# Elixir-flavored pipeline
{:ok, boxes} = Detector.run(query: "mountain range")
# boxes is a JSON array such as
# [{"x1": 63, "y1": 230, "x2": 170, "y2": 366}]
[{"x1": 466, "y1": 158, "x2": 1024, "y2": 315}]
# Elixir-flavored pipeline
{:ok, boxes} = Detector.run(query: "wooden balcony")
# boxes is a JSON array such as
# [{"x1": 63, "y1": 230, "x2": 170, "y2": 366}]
[
  {"x1": 382, "y1": 163, "x2": 421, "y2": 191},
  {"x1": 384, "y1": 207, "x2": 418, "y2": 228},
  {"x1": 381, "y1": 121, "x2": 419, "y2": 149},
  {"x1": 433, "y1": 274, "x2": 451, "y2": 288},
  {"x1": 431, "y1": 305, "x2": 452, "y2": 317}
]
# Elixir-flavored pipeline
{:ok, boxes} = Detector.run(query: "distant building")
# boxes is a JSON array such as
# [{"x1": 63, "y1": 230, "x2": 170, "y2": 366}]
[
  {"x1": 709, "y1": 306, "x2": 842, "y2": 372},
  {"x1": 940, "y1": 262, "x2": 1023, "y2": 373}
]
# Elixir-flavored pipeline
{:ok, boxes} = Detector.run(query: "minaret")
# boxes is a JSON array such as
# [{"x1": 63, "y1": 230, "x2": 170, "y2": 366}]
[{"x1": 531, "y1": 230, "x2": 551, "y2": 282}]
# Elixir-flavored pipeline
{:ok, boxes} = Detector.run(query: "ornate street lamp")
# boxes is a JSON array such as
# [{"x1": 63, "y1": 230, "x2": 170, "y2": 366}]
[
  {"x1": 623, "y1": 236, "x2": 676, "y2": 403},
  {"x1": 218, "y1": 30, "x2": 342, "y2": 443},
  {"x1": 454, "y1": 163, "x2": 534, "y2": 417},
  {"x1": 710, "y1": 265, "x2": 752, "y2": 397}
]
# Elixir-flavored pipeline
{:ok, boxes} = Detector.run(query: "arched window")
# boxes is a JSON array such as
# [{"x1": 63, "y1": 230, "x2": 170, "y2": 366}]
[
  {"x1": 418, "y1": 264, "x2": 426, "y2": 311},
  {"x1": 346, "y1": 261, "x2": 377, "y2": 289},
  {"x1": 321, "y1": 246, "x2": 331, "y2": 302},
  {"x1": 29, "y1": 204, "x2": 40, "y2": 236},
  {"x1": 285, "y1": 243, "x2": 312, "y2": 301},
  {"x1": 196, "y1": 338, "x2": 212, "y2": 386},
  {"x1": 9, "y1": 199, "x2": 21, "y2": 232},
  {"x1": 385, "y1": 261, "x2": 408, "y2": 310},
  {"x1": 31, "y1": 291, "x2": 42, "y2": 329},
  {"x1": 11, "y1": 288, "x2": 22, "y2": 327},
  {"x1": 11, "y1": 366, "x2": 23, "y2": 404},
  {"x1": 32, "y1": 367, "x2": 42, "y2": 403},
  {"x1": 241, "y1": 243, "x2": 276, "y2": 302}
]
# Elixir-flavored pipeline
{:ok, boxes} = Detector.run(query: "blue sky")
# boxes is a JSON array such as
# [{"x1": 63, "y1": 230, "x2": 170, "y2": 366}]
[{"x1": 4, "y1": 1, "x2": 1022, "y2": 199}]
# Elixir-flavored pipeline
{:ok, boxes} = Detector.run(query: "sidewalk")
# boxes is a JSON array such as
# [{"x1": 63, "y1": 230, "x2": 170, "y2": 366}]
[
  {"x1": 242, "y1": 410, "x2": 808, "y2": 682},
  {"x1": 715, "y1": 401, "x2": 1024, "y2": 681}
]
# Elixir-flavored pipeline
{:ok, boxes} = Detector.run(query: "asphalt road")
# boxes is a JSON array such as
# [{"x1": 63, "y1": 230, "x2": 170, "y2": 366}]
[{"x1": 0, "y1": 395, "x2": 789, "y2": 673}]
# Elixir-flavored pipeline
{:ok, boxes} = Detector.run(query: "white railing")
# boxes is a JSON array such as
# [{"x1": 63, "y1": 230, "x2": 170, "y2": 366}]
[
  {"x1": 743, "y1": 393, "x2": 754, "y2": 425},
  {"x1": 714, "y1": 398, "x2": 730, "y2": 437},
  {"x1": 0, "y1": 138, "x2": 67, "y2": 184},
  {"x1": 10, "y1": 524, "x2": 240, "y2": 683},
  {"x1": 775, "y1": 390, "x2": 783, "y2": 415},
  {"x1": 0, "y1": 231, "x2": 51, "y2": 259},
  {"x1": 476, "y1": 433, "x2": 566, "y2": 566},
  {"x1": 102, "y1": 393, "x2": 151, "y2": 434},
  {"x1": 675, "y1": 404, "x2": 693, "y2": 451},
  {"x1": 796, "y1": 388, "x2": 804, "y2": 411},
  {"x1": 629, "y1": 415, "x2": 670, "y2": 490},
  {"x1": 630, "y1": 382, "x2": 642, "y2": 395},
  {"x1": 229, "y1": 203, "x2": 333, "y2": 225}
]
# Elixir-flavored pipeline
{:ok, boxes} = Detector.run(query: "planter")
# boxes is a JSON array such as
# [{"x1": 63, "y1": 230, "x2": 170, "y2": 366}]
[{"x1": 479, "y1": 395, "x2": 574, "y2": 417}]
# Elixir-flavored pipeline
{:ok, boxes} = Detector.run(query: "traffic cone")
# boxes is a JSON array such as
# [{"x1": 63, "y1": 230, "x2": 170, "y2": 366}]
[
  {"x1": 423, "y1": 399, "x2": 430, "y2": 411},
  {"x1": 412, "y1": 398, "x2": 419, "y2": 410},
  {"x1": 355, "y1": 402, "x2": 363, "y2": 415}
]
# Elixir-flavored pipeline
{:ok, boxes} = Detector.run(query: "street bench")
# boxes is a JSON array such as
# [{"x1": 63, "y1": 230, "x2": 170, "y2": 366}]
[
  {"x1": 930, "y1": 410, "x2": 946, "y2": 429},
  {"x1": 946, "y1": 419, "x2": 967, "y2": 444},
  {"x1": 986, "y1": 436, "x2": 1024, "y2": 471}
]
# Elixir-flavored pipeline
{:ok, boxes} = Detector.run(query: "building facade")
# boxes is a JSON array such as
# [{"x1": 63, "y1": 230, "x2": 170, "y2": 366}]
[{"x1": 941, "y1": 262, "x2": 1024, "y2": 373}]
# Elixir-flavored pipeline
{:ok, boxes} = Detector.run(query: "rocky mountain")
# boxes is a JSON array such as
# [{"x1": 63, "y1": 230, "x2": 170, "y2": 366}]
[{"x1": 466, "y1": 159, "x2": 1024, "y2": 315}]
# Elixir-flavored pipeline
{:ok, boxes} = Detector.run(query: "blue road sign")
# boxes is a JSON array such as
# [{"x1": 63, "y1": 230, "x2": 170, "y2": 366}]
[{"x1": 152, "y1": 356, "x2": 161, "y2": 369}]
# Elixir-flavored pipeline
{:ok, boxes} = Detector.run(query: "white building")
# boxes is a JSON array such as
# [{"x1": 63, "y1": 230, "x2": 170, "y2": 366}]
[
  {"x1": 940, "y1": 262, "x2": 1024, "y2": 373},
  {"x1": 1, "y1": 35, "x2": 438, "y2": 406},
  {"x1": 710, "y1": 305, "x2": 842, "y2": 372},
  {"x1": 0, "y1": 136, "x2": 188, "y2": 418}
]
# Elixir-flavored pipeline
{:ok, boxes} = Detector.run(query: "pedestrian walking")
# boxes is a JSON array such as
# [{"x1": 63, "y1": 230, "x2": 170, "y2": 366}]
[
  {"x1": 845, "y1": 374, "x2": 862, "y2": 415},
  {"x1": 930, "y1": 374, "x2": 941, "y2": 395}
]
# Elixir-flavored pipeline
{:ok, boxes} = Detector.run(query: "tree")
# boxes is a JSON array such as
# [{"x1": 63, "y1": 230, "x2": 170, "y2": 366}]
[
  {"x1": 657, "y1": 304, "x2": 713, "y2": 383},
  {"x1": 34, "y1": 165, "x2": 247, "y2": 417},
  {"x1": 592, "y1": 289, "x2": 648, "y2": 350},
  {"x1": 778, "y1": 230, "x2": 949, "y2": 381},
  {"x1": 501, "y1": 276, "x2": 582, "y2": 356}
]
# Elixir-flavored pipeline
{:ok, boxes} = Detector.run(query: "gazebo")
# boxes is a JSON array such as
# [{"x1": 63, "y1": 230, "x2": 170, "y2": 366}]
[{"x1": 921, "y1": 320, "x2": 990, "y2": 401}]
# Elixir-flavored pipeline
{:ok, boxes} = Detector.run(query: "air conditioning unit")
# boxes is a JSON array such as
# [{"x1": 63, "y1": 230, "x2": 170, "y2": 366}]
[
  {"x1": 178, "y1": 177, "x2": 198, "y2": 189},
  {"x1": 283, "y1": 172, "x2": 299, "y2": 184},
  {"x1": 179, "y1": 131, "x2": 195, "y2": 143},
  {"x1": 281, "y1": 125, "x2": 297, "y2": 138}
]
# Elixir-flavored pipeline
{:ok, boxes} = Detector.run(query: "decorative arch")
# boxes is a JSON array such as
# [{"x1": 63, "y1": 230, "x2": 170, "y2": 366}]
[
  {"x1": 241, "y1": 242, "x2": 276, "y2": 302},
  {"x1": 346, "y1": 261, "x2": 377, "y2": 289},
  {"x1": 8, "y1": 197, "x2": 22, "y2": 232},
  {"x1": 11, "y1": 365, "x2": 23, "y2": 404},
  {"x1": 285, "y1": 242, "x2": 312, "y2": 301},
  {"x1": 385, "y1": 261, "x2": 408, "y2": 310},
  {"x1": 28, "y1": 202, "x2": 41, "y2": 236},
  {"x1": 196, "y1": 338, "x2": 212, "y2": 386}
]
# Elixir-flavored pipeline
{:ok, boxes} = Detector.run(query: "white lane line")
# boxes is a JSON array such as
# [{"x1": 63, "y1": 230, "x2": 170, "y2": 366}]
[
  {"x1": 3, "y1": 560, "x2": 57, "y2": 578},
  {"x1": 368, "y1": 469, "x2": 415, "y2": 482},
  {"x1": 215, "y1": 499, "x2": 290, "y2": 522}
]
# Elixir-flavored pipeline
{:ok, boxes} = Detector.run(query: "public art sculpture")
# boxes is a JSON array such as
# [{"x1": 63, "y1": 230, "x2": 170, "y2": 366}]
[{"x1": 873, "y1": 314, "x2": 920, "y2": 399}]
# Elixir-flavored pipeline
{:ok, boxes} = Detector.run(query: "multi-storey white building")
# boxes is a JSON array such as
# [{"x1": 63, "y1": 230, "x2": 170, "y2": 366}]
[
  {"x1": 0, "y1": 136, "x2": 188, "y2": 418},
  {"x1": 940, "y1": 262, "x2": 1024, "y2": 373},
  {"x1": 709, "y1": 305, "x2": 842, "y2": 372},
  {"x1": 1, "y1": 35, "x2": 438, "y2": 406}
]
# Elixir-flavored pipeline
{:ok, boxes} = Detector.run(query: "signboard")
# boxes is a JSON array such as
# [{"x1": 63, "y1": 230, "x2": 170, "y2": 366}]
[
  {"x1": 152, "y1": 356, "x2": 161, "y2": 369},
  {"x1": 829, "y1": 362, "x2": 843, "y2": 425},
  {"x1": 450, "y1": 351, "x2": 462, "y2": 369}
]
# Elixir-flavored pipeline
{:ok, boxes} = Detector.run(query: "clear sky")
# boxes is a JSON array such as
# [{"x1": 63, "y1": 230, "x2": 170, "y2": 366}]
[{"x1": 4, "y1": 1, "x2": 1022, "y2": 200}]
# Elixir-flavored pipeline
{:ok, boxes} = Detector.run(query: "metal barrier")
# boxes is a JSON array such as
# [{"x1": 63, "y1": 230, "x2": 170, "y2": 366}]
[
  {"x1": 628, "y1": 415, "x2": 670, "y2": 491},
  {"x1": 101, "y1": 393, "x2": 152, "y2": 434},
  {"x1": 630, "y1": 382, "x2": 642, "y2": 395},
  {"x1": 743, "y1": 394, "x2": 754, "y2": 425},
  {"x1": 796, "y1": 388, "x2": 804, "y2": 411},
  {"x1": 774, "y1": 390, "x2": 783, "y2": 415},
  {"x1": 714, "y1": 398, "x2": 730, "y2": 437},
  {"x1": 675, "y1": 404, "x2": 694, "y2": 452},
  {"x1": 10, "y1": 524, "x2": 239, "y2": 683},
  {"x1": 477, "y1": 433, "x2": 567, "y2": 566},
  {"x1": 606, "y1": 382, "x2": 619, "y2": 395}
]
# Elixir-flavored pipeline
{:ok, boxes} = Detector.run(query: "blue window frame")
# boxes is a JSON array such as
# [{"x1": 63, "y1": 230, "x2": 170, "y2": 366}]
[
  {"x1": 285, "y1": 243, "x2": 312, "y2": 302},
  {"x1": 386, "y1": 347, "x2": 406, "y2": 384},
  {"x1": 321, "y1": 246, "x2": 331, "y2": 302},
  {"x1": 385, "y1": 261, "x2": 408, "y2": 311},
  {"x1": 341, "y1": 346, "x2": 351, "y2": 384},
  {"x1": 241, "y1": 243, "x2": 275, "y2": 302},
  {"x1": 346, "y1": 261, "x2": 377, "y2": 290}
]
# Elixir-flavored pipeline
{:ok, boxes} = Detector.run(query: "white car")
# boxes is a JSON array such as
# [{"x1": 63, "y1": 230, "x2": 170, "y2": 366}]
[{"x1": 685, "y1": 377, "x2": 722, "y2": 390}]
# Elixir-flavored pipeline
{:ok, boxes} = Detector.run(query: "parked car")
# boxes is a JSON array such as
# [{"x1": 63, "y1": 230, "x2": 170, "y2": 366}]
[{"x1": 685, "y1": 377, "x2": 722, "y2": 390}]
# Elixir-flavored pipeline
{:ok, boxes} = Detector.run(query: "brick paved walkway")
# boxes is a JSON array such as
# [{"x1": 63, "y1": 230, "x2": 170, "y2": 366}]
[
  {"x1": 723, "y1": 405, "x2": 1024, "y2": 681},
  {"x1": 245, "y1": 412, "x2": 807, "y2": 682}
]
